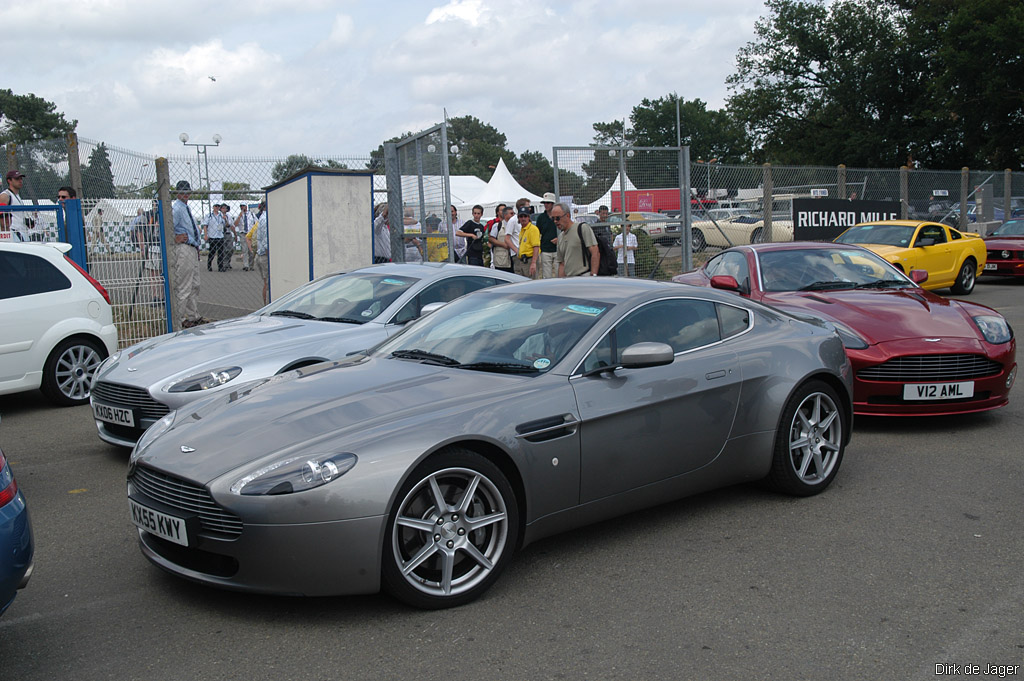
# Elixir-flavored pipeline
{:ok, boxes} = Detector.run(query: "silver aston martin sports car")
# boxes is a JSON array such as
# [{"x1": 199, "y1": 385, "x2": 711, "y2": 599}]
[
  {"x1": 126, "y1": 278, "x2": 853, "y2": 609},
  {"x1": 91, "y1": 263, "x2": 524, "y2": 446}
]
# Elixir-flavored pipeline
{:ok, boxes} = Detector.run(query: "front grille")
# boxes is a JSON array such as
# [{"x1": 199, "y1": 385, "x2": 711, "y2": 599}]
[
  {"x1": 987, "y1": 250, "x2": 1023, "y2": 260},
  {"x1": 92, "y1": 381, "x2": 170, "y2": 419},
  {"x1": 130, "y1": 465, "x2": 243, "y2": 539},
  {"x1": 858, "y1": 354, "x2": 1002, "y2": 382}
]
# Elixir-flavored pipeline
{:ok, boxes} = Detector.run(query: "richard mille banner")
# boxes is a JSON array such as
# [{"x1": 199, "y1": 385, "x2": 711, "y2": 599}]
[{"x1": 792, "y1": 199, "x2": 901, "y2": 241}]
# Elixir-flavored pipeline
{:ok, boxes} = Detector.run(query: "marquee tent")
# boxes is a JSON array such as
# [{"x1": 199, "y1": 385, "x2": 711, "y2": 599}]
[
  {"x1": 457, "y1": 158, "x2": 543, "y2": 213},
  {"x1": 582, "y1": 172, "x2": 639, "y2": 215}
]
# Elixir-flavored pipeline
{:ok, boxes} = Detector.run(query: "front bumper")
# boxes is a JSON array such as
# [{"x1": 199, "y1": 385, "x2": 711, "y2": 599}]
[{"x1": 0, "y1": 498, "x2": 34, "y2": 617}]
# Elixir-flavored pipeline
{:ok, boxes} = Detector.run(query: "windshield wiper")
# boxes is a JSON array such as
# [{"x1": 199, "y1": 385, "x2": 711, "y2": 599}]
[
  {"x1": 269, "y1": 310, "x2": 316, "y2": 319},
  {"x1": 457, "y1": 361, "x2": 538, "y2": 374},
  {"x1": 798, "y1": 281, "x2": 855, "y2": 291},
  {"x1": 853, "y1": 280, "x2": 909, "y2": 289},
  {"x1": 390, "y1": 349, "x2": 460, "y2": 366},
  {"x1": 317, "y1": 316, "x2": 366, "y2": 324}
]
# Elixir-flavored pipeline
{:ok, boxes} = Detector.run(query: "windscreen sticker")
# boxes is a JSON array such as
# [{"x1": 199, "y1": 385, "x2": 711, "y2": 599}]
[
  {"x1": 564, "y1": 304, "x2": 606, "y2": 316},
  {"x1": 361, "y1": 309, "x2": 375, "y2": 317},
  {"x1": 381, "y1": 278, "x2": 408, "y2": 286},
  {"x1": 533, "y1": 358, "x2": 551, "y2": 370}
]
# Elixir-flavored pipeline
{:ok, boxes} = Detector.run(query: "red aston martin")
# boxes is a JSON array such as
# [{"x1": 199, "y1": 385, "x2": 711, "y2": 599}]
[
  {"x1": 674, "y1": 242, "x2": 1016, "y2": 416},
  {"x1": 982, "y1": 219, "x2": 1024, "y2": 278}
]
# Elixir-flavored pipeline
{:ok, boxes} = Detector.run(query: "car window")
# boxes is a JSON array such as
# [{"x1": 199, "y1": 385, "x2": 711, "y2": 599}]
[
  {"x1": 916, "y1": 224, "x2": 946, "y2": 245},
  {"x1": 949, "y1": 229, "x2": 962, "y2": 240},
  {"x1": 714, "y1": 252, "x2": 749, "y2": 288},
  {"x1": 260, "y1": 272, "x2": 419, "y2": 322},
  {"x1": 0, "y1": 250, "x2": 72, "y2": 299},
  {"x1": 835, "y1": 224, "x2": 915, "y2": 247},
  {"x1": 718, "y1": 304, "x2": 750, "y2": 338},
  {"x1": 581, "y1": 299, "x2": 722, "y2": 373},
  {"x1": 391, "y1": 275, "x2": 503, "y2": 325}
]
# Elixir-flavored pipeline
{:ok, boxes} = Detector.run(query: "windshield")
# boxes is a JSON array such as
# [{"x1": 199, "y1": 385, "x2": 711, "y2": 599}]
[
  {"x1": 835, "y1": 223, "x2": 916, "y2": 247},
  {"x1": 759, "y1": 248, "x2": 910, "y2": 292},
  {"x1": 375, "y1": 292, "x2": 613, "y2": 373},
  {"x1": 991, "y1": 219, "x2": 1024, "y2": 237},
  {"x1": 259, "y1": 272, "x2": 419, "y2": 323}
]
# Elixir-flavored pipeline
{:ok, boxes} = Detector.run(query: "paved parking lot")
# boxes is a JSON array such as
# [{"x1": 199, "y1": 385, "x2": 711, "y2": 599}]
[{"x1": 1, "y1": 278, "x2": 1022, "y2": 681}]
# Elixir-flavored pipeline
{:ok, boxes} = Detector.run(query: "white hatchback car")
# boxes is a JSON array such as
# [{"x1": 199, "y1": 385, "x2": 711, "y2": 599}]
[{"x1": 0, "y1": 242, "x2": 118, "y2": 406}]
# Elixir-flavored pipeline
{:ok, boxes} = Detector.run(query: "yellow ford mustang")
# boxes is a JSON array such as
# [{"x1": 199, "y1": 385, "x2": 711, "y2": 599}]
[{"x1": 833, "y1": 220, "x2": 986, "y2": 294}]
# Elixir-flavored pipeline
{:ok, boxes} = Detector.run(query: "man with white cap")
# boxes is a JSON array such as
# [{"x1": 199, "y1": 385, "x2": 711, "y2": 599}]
[
  {"x1": 536, "y1": 191, "x2": 559, "y2": 279},
  {"x1": 0, "y1": 170, "x2": 28, "y2": 242}
]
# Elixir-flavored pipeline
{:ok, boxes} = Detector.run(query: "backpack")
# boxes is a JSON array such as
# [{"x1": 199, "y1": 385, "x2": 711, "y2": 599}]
[{"x1": 578, "y1": 224, "x2": 618, "y2": 276}]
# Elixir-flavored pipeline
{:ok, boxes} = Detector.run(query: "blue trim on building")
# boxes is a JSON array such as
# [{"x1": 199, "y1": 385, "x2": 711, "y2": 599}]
[{"x1": 307, "y1": 175, "x2": 314, "y2": 281}]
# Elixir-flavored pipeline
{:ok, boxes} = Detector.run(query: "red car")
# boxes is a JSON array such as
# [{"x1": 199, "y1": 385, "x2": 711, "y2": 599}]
[
  {"x1": 983, "y1": 219, "x2": 1024, "y2": 278},
  {"x1": 674, "y1": 242, "x2": 1017, "y2": 416}
]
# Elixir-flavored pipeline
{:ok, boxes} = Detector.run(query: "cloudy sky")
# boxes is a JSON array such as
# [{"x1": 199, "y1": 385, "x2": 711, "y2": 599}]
[{"x1": 4, "y1": 0, "x2": 768, "y2": 161}]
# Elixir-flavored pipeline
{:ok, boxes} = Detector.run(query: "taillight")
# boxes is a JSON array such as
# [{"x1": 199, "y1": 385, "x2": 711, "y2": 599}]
[
  {"x1": 0, "y1": 450, "x2": 18, "y2": 508},
  {"x1": 64, "y1": 255, "x2": 111, "y2": 304}
]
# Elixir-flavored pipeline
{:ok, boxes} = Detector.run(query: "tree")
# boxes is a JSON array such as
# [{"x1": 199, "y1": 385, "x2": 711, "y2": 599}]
[
  {"x1": 511, "y1": 150, "x2": 555, "y2": 196},
  {"x1": 81, "y1": 143, "x2": 116, "y2": 199},
  {"x1": 271, "y1": 154, "x2": 348, "y2": 183},
  {"x1": 222, "y1": 181, "x2": 259, "y2": 200},
  {"x1": 0, "y1": 89, "x2": 76, "y2": 144},
  {"x1": 727, "y1": 0, "x2": 928, "y2": 167}
]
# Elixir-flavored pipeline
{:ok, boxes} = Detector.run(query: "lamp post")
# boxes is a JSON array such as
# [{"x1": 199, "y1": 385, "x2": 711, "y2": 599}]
[{"x1": 179, "y1": 133, "x2": 222, "y2": 222}]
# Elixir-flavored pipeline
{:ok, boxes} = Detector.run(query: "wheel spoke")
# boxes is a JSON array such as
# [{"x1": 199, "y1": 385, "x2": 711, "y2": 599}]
[
  {"x1": 789, "y1": 435, "x2": 812, "y2": 451},
  {"x1": 439, "y1": 549, "x2": 455, "y2": 595},
  {"x1": 797, "y1": 451, "x2": 812, "y2": 477},
  {"x1": 464, "y1": 510, "x2": 506, "y2": 531},
  {"x1": 810, "y1": 451, "x2": 825, "y2": 478},
  {"x1": 818, "y1": 409, "x2": 838, "y2": 431},
  {"x1": 796, "y1": 409, "x2": 813, "y2": 431},
  {"x1": 396, "y1": 515, "x2": 436, "y2": 533},
  {"x1": 820, "y1": 440, "x2": 840, "y2": 453},
  {"x1": 456, "y1": 474, "x2": 481, "y2": 513},
  {"x1": 460, "y1": 541, "x2": 494, "y2": 571},
  {"x1": 428, "y1": 474, "x2": 450, "y2": 514},
  {"x1": 401, "y1": 539, "x2": 439, "y2": 576}
]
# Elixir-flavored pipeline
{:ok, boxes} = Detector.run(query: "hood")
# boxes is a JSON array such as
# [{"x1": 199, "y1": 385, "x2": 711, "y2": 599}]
[
  {"x1": 763, "y1": 288, "x2": 980, "y2": 345},
  {"x1": 101, "y1": 315, "x2": 385, "y2": 387},
  {"x1": 983, "y1": 236, "x2": 1024, "y2": 250},
  {"x1": 134, "y1": 356, "x2": 530, "y2": 484}
]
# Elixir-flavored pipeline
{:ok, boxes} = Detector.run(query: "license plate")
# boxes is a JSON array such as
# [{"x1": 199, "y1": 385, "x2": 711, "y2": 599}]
[
  {"x1": 129, "y1": 499, "x2": 189, "y2": 546},
  {"x1": 903, "y1": 381, "x2": 975, "y2": 400},
  {"x1": 984, "y1": 263, "x2": 997, "y2": 271},
  {"x1": 93, "y1": 402, "x2": 135, "y2": 427}
]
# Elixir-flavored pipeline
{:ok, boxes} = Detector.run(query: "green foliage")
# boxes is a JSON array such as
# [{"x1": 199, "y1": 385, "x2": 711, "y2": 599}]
[
  {"x1": 222, "y1": 181, "x2": 259, "y2": 200},
  {"x1": 81, "y1": 143, "x2": 116, "y2": 199},
  {"x1": 0, "y1": 89, "x2": 76, "y2": 144},
  {"x1": 271, "y1": 154, "x2": 348, "y2": 183}
]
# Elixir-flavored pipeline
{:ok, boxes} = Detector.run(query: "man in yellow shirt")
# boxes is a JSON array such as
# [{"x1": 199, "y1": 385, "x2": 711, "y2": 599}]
[{"x1": 514, "y1": 208, "x2": 541, "y2": 278}]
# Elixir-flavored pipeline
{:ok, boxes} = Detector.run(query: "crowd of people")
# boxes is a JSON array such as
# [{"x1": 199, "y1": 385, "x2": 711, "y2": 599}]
[{"x1": 372, "y1": 191, "x2": 641, "y2": 279}]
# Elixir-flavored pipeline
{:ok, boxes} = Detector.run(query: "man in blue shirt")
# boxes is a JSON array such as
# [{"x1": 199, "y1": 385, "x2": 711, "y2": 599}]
[{"x1": 171, "y1": 181, "x2": 205, "y2": 328}]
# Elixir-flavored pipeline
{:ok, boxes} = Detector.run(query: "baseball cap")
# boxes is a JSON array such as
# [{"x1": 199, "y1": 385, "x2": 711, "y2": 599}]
[
  {"x1": 542, "y1": 192, "x2": 556, "y2": 203},
  {"x1": 5, "y1": 170, "x2": 26, "y2": 181},
  {"x1": 517, "y1": 207, "x2": 531, "y2": 217},
  {"x1": 175, "y1": 180, "x2": 192, "y2": 192}
]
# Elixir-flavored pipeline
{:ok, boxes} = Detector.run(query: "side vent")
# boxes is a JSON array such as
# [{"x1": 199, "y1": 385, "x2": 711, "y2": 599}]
[{"x1": 515, "y1": 414, "x2": 579, "y2": 443}]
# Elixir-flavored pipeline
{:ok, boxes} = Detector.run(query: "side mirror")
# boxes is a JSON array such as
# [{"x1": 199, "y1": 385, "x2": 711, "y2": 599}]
[
  {"x1": 909, "y1": 269, "x2": 929, "y2": 285},
  {"x1": 710, "y1": 274, "x2": 741, "y2": 292},
  {"x1": 916, "y1": 237, "x2": 936, "y2": 247},
  {"x1": 620, "y1": 342, "x2": 675, "y2": 369},
  {"x1": 420, "y1": 301, "x2": 447, "y2": 317}
]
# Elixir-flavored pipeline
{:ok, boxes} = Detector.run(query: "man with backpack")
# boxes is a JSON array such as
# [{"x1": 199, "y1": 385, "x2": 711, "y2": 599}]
[{"x1": 552, "y1": 203, "x2": 600, "y2": 277}]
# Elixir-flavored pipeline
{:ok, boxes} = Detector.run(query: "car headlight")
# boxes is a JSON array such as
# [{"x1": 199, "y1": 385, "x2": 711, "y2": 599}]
[
  {"x1": 130, "y1": 412, "x2": 175, "y2": 463},
  {"x1": 230, "y1": 453, "x2": 357, "y2": 496},
  {"x1": 826, "y1": 321, "x2": 870, "y2": 350},
  {"x1": 973, "y1": 315, "x2": 1013, "y2": 344},
  {"x1": 166, "y1": 367, "x2": 243, "y2": 393}
]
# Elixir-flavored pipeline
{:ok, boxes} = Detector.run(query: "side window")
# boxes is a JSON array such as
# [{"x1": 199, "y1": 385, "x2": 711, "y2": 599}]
[
  {"x1": 582, "y1": 299, "x2": 722, "y2": 371},
  {"x1": 949, "y1": 229, "x2": 962, "y2": 240},
  {"x1": 0, "y1": 251, "x2": 72, "y2": 300},
  {"x1": 917, "y1": 225, "x2": 946, "y2": 245},
  {"x1": 717, "y1": 252, "x2": 750, "y2": 289},
  {"x1": 717, "y1": 303, "x2": 750, "y2": 338},
  {"x1": 704, "y1": 253, "x2": 724, "y2": 277},
  {"x1": 391, "y1": 276, "x2": 498, "y2": 325}
]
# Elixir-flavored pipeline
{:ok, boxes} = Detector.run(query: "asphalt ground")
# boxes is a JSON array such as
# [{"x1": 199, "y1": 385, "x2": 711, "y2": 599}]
[{"x1": 1, "y1": 277, "x2": 1022, "y2": 681}]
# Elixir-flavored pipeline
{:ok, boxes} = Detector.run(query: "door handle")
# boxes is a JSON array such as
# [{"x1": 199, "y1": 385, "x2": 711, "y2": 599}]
[{"x1": 705, "y1": 370, "x2": 726, "y2": 380}]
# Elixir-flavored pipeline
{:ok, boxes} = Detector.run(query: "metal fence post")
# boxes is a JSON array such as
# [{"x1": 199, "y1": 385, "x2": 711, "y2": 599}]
[
  {"x1": 156, "y1": 158, "x2": 180, "y2": 331},
  {"x1": 66, "y1": 132, "x2": 84, "y2": 200},
  {"x1": 552, "y1": 148, "x2": 560, "y2": 200},
  {"x1": 837, "y1": 164, "x2": 846, "y2": 198},
  {"x1": 440, "y1": 122, "x2": 454, "y2": 260},
  {"x1": 900, "y1": 166, "x2": 909, "y2": 219},
  {"x1": 762, "y1": 164, "x2": 773, "y2": 242},
  {"x1": 1005, "y1": 169, "x2": 1012, "y2": 224},
  {"x1": 960, "y1": 167, "x2": 970, "y2": 230},
  {"x1": 681, "y1": 146, "x2": 692, "y2": 272},
  {"x1": 5, "y1": 143, "x2": 16, "y2": 172},
  {"x1": 384, "y1": 142, "x2": 405, "y2": 262}
]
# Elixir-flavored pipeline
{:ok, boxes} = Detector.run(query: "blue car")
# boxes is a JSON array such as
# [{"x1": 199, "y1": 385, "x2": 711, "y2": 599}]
[{"x1": 1, "y1": 434, "x2": 33, "y2": 616}]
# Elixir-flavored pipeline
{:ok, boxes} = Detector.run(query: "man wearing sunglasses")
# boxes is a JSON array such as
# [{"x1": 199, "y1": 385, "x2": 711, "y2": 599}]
[{"x1": 552, "y1": 203, "x2": 599, "y2": 277}]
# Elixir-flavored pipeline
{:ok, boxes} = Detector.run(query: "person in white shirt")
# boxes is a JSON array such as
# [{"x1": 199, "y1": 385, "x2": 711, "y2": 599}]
[
  {"x1": 613, "y1": 222, "x2": 638, "y2": 277},
  {"x1": 2, "y1": 171, "x2": 29, "y2": 242}
]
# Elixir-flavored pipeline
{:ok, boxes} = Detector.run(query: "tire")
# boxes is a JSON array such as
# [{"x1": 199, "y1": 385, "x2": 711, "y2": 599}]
[
  {"x1": 691, "y1": 228, "x2": 707, "y2": 252},
  {"x1": 950, "y1": 258, "x2": 976, "y2": 295},
  {"x1": 750, "y1": 227, "x2": 763, "y2": 244},
  {"x1": 763, "y1": 380, "x2": 846, "y2": 496},
  {"x1": 40, "y1": 337, "x2": 107, "y2": 406},
  {"x1": 382, "y1": 449, "x2": 519, "y2": 609}
]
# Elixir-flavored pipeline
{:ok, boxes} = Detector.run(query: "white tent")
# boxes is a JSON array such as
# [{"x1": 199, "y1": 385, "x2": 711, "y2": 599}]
[
  {"x1": 457, "y1": 158, "x2": 543, "y2": 213},
  {"x1": 583, "y1": 172, "x2": 639, "y2": 215}
]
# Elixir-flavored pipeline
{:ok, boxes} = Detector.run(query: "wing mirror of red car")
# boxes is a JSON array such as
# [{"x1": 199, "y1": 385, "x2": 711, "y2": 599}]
[
  {"x1": 909, "y1": 269, "x2": 929, "y2": 285},
  {"x1": 710, "y1": 274, "x2": 741, "y2": 292}
]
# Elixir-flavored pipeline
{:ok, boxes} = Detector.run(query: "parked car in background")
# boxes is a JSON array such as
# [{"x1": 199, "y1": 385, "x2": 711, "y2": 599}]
[
  {"x1": 0, "y1": 242, "x2": 118, "y2": 406},
  {"x1": 834, "y1": 220, "x2": 986, "y2": 294},
  {"x1": 690, "y1": 211, "x2": 793, "y2": 252},
  {"x1": 674, "y1": 242, "x2": 1016, "y2": 416},
  {"x1": 982, "y1": 219, "x2": 1024, "y2": 278},
  {"x1": 577, "y1": 212, "x2": 681, "y2": 245},
  {"x1": 1, "y1": 418, "x2": 34, "y2": 617},
  {"x1": 126, "y1": 278, "x2": 852, "y2": 608},
  {"x1": 91, "y1": 263, "x2": 525, "y2": 447}
]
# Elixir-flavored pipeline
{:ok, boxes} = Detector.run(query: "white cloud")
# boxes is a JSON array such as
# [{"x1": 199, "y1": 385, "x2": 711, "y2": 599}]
[{"x1": 425, "y1": 0, "x2": 488, "y2": 26}]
